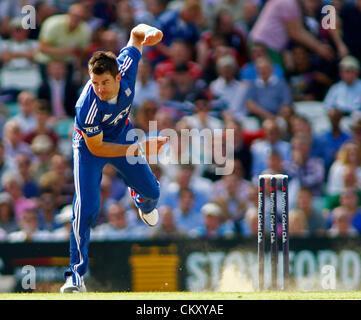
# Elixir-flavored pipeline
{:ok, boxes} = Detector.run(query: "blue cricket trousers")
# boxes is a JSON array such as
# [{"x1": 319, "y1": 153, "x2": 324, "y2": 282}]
[{"x1": 64, "y1": 128, "x2": 160, "y2": 285}]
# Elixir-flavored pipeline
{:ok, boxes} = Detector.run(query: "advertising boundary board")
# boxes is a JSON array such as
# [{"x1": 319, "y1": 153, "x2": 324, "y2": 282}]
[{"x1": 0, "y1": 237, "x2": 361, "y2": 292}]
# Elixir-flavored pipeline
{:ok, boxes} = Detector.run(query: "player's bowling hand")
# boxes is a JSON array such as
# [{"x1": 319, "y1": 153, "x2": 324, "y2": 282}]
[
  {"x1": 142, "y1": 28, "x2": 163, "y2": 46},
  {"x1": 141, "y1": 136, "x2": 169, "y2": 156}
]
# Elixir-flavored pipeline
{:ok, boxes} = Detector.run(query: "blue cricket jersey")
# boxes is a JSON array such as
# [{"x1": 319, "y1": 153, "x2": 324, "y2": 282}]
[{"x1": 74, "y1": 46, "x2": 141, "y2": 144}]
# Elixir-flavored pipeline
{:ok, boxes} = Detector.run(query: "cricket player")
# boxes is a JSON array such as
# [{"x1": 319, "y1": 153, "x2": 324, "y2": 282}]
[{"x1": 60, "y1": 24, "x2": 168, "y2": 293}]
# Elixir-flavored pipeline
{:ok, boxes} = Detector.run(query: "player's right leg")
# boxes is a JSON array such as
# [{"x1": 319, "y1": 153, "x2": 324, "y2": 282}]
[{"x1": 61, "y1": 135, "x2": 106, "y2": 293}]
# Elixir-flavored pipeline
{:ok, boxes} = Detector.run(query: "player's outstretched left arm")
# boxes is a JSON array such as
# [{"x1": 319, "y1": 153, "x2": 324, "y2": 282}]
[{"x1": 127, "y1": 24, "x2": 163, "y2": 54}]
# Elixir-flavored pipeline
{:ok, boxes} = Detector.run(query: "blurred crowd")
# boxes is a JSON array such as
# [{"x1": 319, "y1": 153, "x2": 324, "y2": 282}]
[{"x1": 0, "y1": 0, "x2": 361, "y2": 243}]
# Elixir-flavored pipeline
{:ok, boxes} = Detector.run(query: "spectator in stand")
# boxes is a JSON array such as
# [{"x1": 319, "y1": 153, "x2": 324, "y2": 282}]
[
  {"x1": 50, "y1": 154, "x2": 73, "y2": 191},
  {"x1": 198, "y1": 9, "x2": 248, "y2": 70},
  {"x1": 91, "y1": 0, "x2": 117, "y2": 28},
  {"x1": 149, "y1": 205, "x2": 188, "y2": 239},
  {"x1": 0, "y1": 227, "x2": 6, "y2": 241},
  {"x1": 7, "y1": 199, "x2": 52, "y2": 242},
  {"x1": 326, "y1": 164, "x2": 361, "y2": 212},
  {"x1": 79, "y1": 0, "x2": 105, "y2": 33},
  {"x1": 239, "y1": 42, "x2": 284, "y2": 81},
  {"x1": 102, "y1": 163, "x2": 127, "y2": 202},
  {"x1": 157, "y1": 77, "x2": 188, "y2": 121},
  {"x1": 286, "y1": 45, "x2": 333, "y2": 101},
  {"x1": 172, "y1": 63, "x2": 205, "y2": 102},
  {"x1": 326, "y1": 141, "x2": 361, "y2": 196},
  {"x1": 182, "y1": 90, "x2": 223, "y2": 130},
  {"x1": 37, "y1": 59, "x2": 79, "y2": 119},
  {"x1": 15, "y1": 153, "x2": 40, "y2": 199},
  {"x1": 38, "y1": 169, "x2": 73, "y2": 211},
  {"x1": 134, "y1": 99, "x2": 159, "y2": 134},
  {"x1": 151, "y1": 0, "x2": 202, "y2": 63},
  {"x1": 212, "y1": 0, "x2": 259, "y2": 31},
  {"x1": 339, "y1": 0, "x2": 361, "y2": 63},
  {"x1": 245, "y1": 57, "x2": 293, "y2": 123},
  {"x1": 37, "y1": 189, "x2": 61, "y2": 231},
  {"x1": 108, "y1": 0, "x2": 137, "y2": 49},
  {"x1": 133, "y1": 59, "x2": 159, "y2": 109},
  {"x1": 289, "y1": 114, "x2": 324, "y2": 159},
  {"x1": 327, "y1": 206, "x2": 359, "y2": 237},
  {"x1": 189, "y1": 202, "x2": 235, "y2": 239},
  {"x1": 29, "y1": 135, "x2": 54, "y2": 182},
  {"x1": 315, "y1": 108, "x2": 351, "y2": 173},
  {"x1": 154, "y1": 109, "x2": 176, "y2": 137},
  {"x1": 212, "y1": 173, "x2": 249, "y2": 233},
  {"x1": 242, "y1": 206, "x2": 258, "y2": 237},
  {"x1": 98, "y1": 29, "x2": 122, "y2": 56},
  {"x1": 0, "y1": 17, "x2": 41, "y2": 101},
  {"x1": 92, "y1": 203, "x2": 133, "y2": 240},
  {"x1": 0, "y1": 192, "x2": 17, "y2": 234},
  {"x1": 212, "y1": 159, "x2": 251, "y2": 205},
  {"x1": 250, "y1": 118, "x2": 291, "y2": 177},
  {"x1": 173, "y1": 187, "x2": 203, "y2": 231},
  {"x1": 181, "y1": 90, "x2": 223, "y2": 167},
  {"x1": 288, "y1": 209, "x2": 309, "y2": 237},
  {"x1": 350, "y1": 117, "x2": 361, "y2": 148},
  {"x1": 3, "y1": 173, "x2": 34, "y2": 223},
  {"x1": 267, "y1": 151, "x2": 285, "y2": 176},
  {"x1": 93, "y1": 174, "x2": 117, "y2": 226},
  {"x1": 249, "y1": 0, "x2": 334, "y2": 68},
  {"x1": 83, "y1": 26, "x2": 108, "y2": 70},
  {"x1": 3, "y1": 120, "x2": 33, "y2": 169},
  {"x1": 326, "y1": 187, "x2": 361, "y2": 234},
  {"x1": 144, "y1": 0, "x2": 169, "y2": 26},
  {"x1": 35, "y1": 3, "x2": 91, "y2": 80},
  {"x1": 209, "y1": 54, "x2": 249, "y2": 122},
  {"x1": 154, "y1": 39, "x2": 202, "y2": 81},
  {"x1": 222, "y1": 120, "x2": 252, "y2": 180},
  {"x1": 160, "y1": 164, "x2": 211, "y2": 211},
  {"x1": 323, "y1": 56, "x2": 361, "y2": 115},
  {"x1": 0, "y1": 142, "x2": 15, "y2": 189},
  {"x1": 293, "y1": 187, "x2": 327, "y2": 236},
  {"x1": 197, "y1": 31, "x2": 240, "y2": 83},
  {"x1": 11, "y1": 91, "x2": 38, "y2": 135},
  {"x1": 284, "y1": 134, "x2": 325, "y2": 196},
  {"x1": 251, "y1": 150, "x2": 286, "y2": 187},
  {"x1": 22, "y1": 100, "x2": 59, "y2": 152}
]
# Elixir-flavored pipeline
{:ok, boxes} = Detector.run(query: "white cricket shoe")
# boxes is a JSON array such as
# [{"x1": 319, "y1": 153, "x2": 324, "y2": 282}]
[
  {"x1": 60, "y1": 276, "x2": 87, "y2": 293},
  {"x1": 138, "y1": 208, "x2": 159, "y2": 227}
]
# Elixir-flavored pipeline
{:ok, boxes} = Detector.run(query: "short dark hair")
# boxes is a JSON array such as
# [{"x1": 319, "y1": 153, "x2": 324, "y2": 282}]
[{"x1": 88, "y1": 51, "x2": 119, "y2": 78}]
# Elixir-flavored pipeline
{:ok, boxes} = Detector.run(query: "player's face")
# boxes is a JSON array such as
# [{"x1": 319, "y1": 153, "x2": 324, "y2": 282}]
[{"x1": 90, "y1": 72, "x2": 121, "y2": 101}]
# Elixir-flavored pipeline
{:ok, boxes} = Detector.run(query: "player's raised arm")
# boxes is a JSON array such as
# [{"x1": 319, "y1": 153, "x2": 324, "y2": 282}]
[{"x1": 127, "y1": 24, "x2": 163, "y2": 54}]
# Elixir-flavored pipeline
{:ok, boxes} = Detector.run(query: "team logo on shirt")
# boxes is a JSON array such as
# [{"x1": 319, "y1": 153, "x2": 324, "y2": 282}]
[
  {"x1": 125, "y1": 88, "x2": 132, "y2": 97},
  {"x1": 102, "y1": 114, "x2": 112, "y2": 122},
  {"x1": 109, "y1": 104, "x2": 131, "y2": 125},
  {"x1": 84, "y1": 126, "x2": 99, "y2": 134}
]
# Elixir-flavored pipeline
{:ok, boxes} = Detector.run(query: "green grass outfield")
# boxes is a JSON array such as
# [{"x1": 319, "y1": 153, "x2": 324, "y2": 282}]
[{"x1": 1, "y1": 291, "x2": 361, "y2": 300}]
